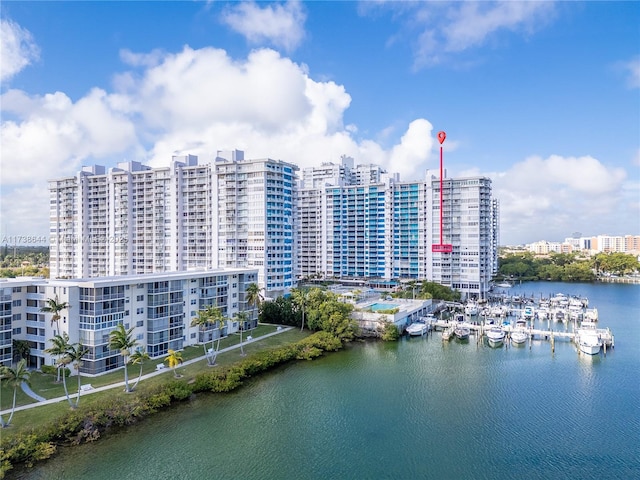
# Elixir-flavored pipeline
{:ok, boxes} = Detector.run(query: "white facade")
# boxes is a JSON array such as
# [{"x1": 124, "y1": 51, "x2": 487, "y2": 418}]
[
  {"x1": 49, "y1": 152, "x2": 297, "y2": 298},
  {"x1": 426, "y1": 176, "x2": 497, "y2": 300},
  {"x1": 297, "y1": 161, "x2": 498, "y2": 299},
  {"x1": 1, "y1": 268, "x2": 258, "y2": 373}
]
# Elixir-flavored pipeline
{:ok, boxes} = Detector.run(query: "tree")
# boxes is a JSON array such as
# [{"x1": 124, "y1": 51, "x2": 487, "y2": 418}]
[
  {"x1": 11, "y1": 339, "x2": 30, "y2": 363},
  {"x1": 234, "y1": 311, "x2": 249, "y2": 356},
  {"x1": 0, "y1": 359, "x2": 32, "y2": 427},
  {"x1": 130, "y1": 349, "x2": 150, "y2": 391},
  {"x1": 290, "y1": 287, "x2": 310, "y2": 331},
  {"x1": 44, "y1": 332, "x2": 70, "y2": 383},
  {"x1": 108, "y1": 324, "x2": 138, "y2": 393},
  {"x1": 64, "y1": 342, "x2": 89, "y2": 409},
  {"x1": 191, "y1": 306, "x2": 226, "y2": 366},
  {"x1": 164, "y1": 349, "x2": 183, "y2": 378},
  {"x1": 245, "y1": 282, "x2": 263, "y2": 317},
  {"x1": 40, "y1": 295, "x2": 69, "y2": 333},
  {"x1": 379, "y1": 321, "x2": 400, "y2": 341}
]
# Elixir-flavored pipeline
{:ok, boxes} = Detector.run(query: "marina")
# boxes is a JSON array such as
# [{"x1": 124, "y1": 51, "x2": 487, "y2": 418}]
[{"x1": 411, "y1": 291, "x2": 615, "y2": 356}]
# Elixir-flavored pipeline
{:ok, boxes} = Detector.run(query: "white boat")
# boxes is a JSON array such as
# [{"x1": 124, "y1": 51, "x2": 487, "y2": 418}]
[
  {"x1": 584, "y1": 308, "x2": 599, "y2": 322},
  {"x1": 464, "y1": 302, "x2": 479, "y2": 316},
  {"x1": 442, "y1": 326, "x2": 454, "y2": 341},
  {"x1": 511, "y1": 329, "x2": 528, "y2": 345},
  {"x1": 454, "y1": 324, "x2": 470, "y2": 340},
  {"x1": 485, "y1": 326, "x2": 505, "y2": 347},
  {"x1": 406, "y1": 322, "x2": 428, "y2": 336},
  {"x1": 577, "y1": 322, "x2": 602, "y2": 355},
  {"x1": 522, "y1": 306, "x2": 535, "y2": 321},
  {"x1": 496, "y1": 282, "x2": 512, "y2": 288}
]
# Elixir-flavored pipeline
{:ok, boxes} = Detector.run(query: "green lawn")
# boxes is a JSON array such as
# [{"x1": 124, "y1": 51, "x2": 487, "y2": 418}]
[{"x1": 0, "y1": 327, "x2": 309, "y2": 440}]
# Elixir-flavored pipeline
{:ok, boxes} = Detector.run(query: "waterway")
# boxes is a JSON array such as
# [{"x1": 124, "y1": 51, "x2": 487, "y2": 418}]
[{"x1": 14, "y1": 282, "x2": 640, "y2": 479}]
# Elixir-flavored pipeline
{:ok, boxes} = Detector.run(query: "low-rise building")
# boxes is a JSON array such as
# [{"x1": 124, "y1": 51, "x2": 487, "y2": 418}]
[{"x1": 0, "y1": 268, "x2": 258, "y2": 375}]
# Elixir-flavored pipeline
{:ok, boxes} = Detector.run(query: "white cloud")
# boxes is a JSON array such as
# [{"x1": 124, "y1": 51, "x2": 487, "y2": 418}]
[
  {"x1": 0, "y1": 18, "x2": 40, "y2": 82},
  {"x1": 221, "y1": 0, "x2": 306, "y2": 52},
  {"x1": 491, "y1": 154, "x2": 630, "y2": 244},
  {"x1": 1, "y1": 88, "x2": 139, "y2": 185},
  {"x1": 620, "y1": 56, "x2": 640, "y2": 89},
  {"x1": 363, "y1": 1, "x2": 556, "y2": 68}
]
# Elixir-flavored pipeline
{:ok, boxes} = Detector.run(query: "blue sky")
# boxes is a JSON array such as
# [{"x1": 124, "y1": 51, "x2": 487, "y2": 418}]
[{"x1": 1, "y1": 1, "x2": 638, "y2": 245}]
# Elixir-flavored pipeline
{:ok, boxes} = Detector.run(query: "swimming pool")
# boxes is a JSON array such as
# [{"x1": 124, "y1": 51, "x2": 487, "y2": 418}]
[{"x1": 369, "y1": 302, "x2": 399, "y2": 311}]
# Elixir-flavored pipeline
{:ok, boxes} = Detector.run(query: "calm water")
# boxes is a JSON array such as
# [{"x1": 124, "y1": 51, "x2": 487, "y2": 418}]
[{"x1": 15, "y1": 282, "x2": 640, "y2": 480}]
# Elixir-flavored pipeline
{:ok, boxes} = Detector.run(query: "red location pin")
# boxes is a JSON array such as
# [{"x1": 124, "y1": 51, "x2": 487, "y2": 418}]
[{"x1": 437, "y1": 131, "x2": 446, "y2": 145}]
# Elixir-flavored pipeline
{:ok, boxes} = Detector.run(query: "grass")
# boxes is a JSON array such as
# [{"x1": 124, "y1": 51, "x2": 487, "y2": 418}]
[{"x1": 0, "y1": 327, "x2": 309, "y2": 441}]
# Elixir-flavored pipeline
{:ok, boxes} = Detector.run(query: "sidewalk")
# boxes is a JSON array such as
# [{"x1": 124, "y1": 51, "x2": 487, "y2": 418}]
[{"x1": 3, "y1": 326, "x2": 293, "y2": 416}]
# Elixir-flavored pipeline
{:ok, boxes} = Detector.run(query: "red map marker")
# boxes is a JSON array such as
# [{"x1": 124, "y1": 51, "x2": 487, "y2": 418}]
[{"x1": 437, "y1": 131, "x2": 446, "y2": 145}]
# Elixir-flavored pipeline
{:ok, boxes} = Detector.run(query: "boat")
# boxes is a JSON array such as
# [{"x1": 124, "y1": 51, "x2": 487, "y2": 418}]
[
  {"x1": 522, "y1": 306, "x2": 535, "y2": 321},
  {"x1": 406, "y1": 322, "x2": 428, "y2": 336},
  {"x1": 496, "y1": 281, "x2": 512, "y2": 288},
  {"x1": 442, "y1": 326, "x2": 454, "y2": 341},
  {"x1": 454, "y1": 324, "x2": 470, "y2": 340},
  {"x1": 576, "y1": 322, "x2": 602, "y2": 355},
  {"x1": 485, "y1": 326, "x2": 505, "y2": 347},
  {"x1": 511, "y1": 329, "x2": 528, "y2": 345},
  {"x1": 464, "y1": 302, "x2": 479, "y2": 316}
]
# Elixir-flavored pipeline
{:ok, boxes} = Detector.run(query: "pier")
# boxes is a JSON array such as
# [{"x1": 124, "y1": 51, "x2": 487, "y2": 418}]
[{"x1": 429, "y1": 319, "x2": 614, "y2": 348}]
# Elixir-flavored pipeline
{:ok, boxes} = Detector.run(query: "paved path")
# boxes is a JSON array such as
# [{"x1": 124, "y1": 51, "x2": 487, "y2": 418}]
[
  {"x1": 2, "y1": 326, "x2": 293, "y2": 416},
  {"x1": 20, "y1": 381, "x2": 46, "y2": 402}
]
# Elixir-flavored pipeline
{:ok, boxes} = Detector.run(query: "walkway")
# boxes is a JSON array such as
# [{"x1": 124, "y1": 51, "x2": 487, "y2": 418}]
[
  {"x1": 2, "y1": 326, "x2": 294, "y2": 416},
  {"x1": 20, "y1": 381, "x2": 46, "y2": 402}
]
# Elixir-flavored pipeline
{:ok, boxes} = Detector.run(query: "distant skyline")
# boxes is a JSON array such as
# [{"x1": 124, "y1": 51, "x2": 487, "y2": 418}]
[{"x1": 1, "y1": 1, "x2": 639, "y2": 245}]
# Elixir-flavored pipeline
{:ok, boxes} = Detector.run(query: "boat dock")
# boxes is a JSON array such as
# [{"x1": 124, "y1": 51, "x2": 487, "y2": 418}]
[{"x1": 427, "y1": 318, "x2": 614, "y2": 353}]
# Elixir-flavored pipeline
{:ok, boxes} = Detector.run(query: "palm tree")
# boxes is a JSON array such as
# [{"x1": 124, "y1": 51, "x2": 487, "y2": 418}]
[
  {"x1": 40, "y1": 295, "x2": 69, "y2": 333},
  {"x1": 234, "y1": 311, "x2": 250, "y2": 356},
  {"x1": 45, "y1": 332, "x2": 70, "y2": 383},
  {"x1": 291, "y1": 288, "x2": 309, "y2": 332},
  {"x1": 206, "y1": 306, "x2": 227, "y2": 366},
  {"x1": 191, "y1": 309, "x2": 214, "y2": 357},
  {"x1": 164, "y1": 349, "x2": 183, "y2": 378},
  {"x1": 245, "y1": 282, "x2": 263, "y2": 318},
  {"x1": 130, "y1": 349, "x2": 150, "y2": 391},
  {"x1": 12, "y1": 339, "x2": 30, "y2": 363},
  {"x1": 108, "y1": 324, "x2": 138, "y2": 393},
  {"x1": 0, "y1": 359, "x2": 32, "y2": 427},
  {"x1": 191, "y1": 306, "x2": 226, "y2": 366},
  {"x1": 64, "y1": 342, "x2": 89, "y2": 409}
]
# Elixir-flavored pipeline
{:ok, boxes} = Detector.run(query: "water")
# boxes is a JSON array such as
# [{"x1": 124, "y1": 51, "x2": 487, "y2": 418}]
[{"x1": 15, "y1": 282, "x2": 640, "y2": 479}]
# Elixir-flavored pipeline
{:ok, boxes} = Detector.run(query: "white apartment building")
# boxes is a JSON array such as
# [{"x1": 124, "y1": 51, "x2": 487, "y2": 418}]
[
  {"x1": 1, "y1": 268, "x2": 258, "y2": 373},
  {"x1": 426, "y1": 176, "x2": 497, "y2": 300},
  {"x1": 49, "y1": 151, "x2": 297, "y2": 299},
  {"x1": 297, "y1": 159, "x2": 498, "y2": 300},
  {"x1": 212, "y1": 151, "x2": 297, "y2": 298}
]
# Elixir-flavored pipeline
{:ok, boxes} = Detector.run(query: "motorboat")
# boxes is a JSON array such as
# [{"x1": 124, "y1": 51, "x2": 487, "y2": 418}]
[
  {"x1": 511, "y1": 329, "x2": 528, "y2": 345},
  {"x1": 442, "y1": 326, "x2": 454, "y2": 341},
  {"x1": 522, "y1": 306, "x2": 535, "y2": 321},
  {"x1": 485, "y1": 326, "x2": 506, "y2": 347},
  {"x1": 454, "y1": 324, "x2": 470, "y2": 341},
  {"x1": 496, "y1": 281, "x2": 512, "y2": 288},
  {"x1": 577, "y1": 322, "x2": 602, "y2": 355},
  {"x1": 406, "y1": 322, "x2": 428, "y2": 336},
  {"x1": 464, "y1": 302, "x2": 479, "y2": 316}
]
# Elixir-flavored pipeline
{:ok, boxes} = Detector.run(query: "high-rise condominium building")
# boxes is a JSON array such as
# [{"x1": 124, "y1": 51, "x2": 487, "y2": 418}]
[
  {"x1": 425, "y1": 176, "x2": 497, "y2": 299},
  {"x1": 297, "y1": 158, "x2": 498, "y2": 300},
  {"x1": 49, "y1": 151, "x2": 297, "y2": 299}
]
